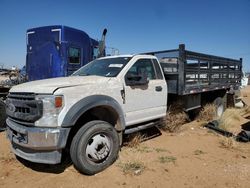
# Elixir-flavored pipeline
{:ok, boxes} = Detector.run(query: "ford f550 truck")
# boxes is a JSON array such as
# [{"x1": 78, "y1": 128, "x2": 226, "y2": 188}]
[{"x1": 5, "y1": 44, "x2": 242, "y2": 175}]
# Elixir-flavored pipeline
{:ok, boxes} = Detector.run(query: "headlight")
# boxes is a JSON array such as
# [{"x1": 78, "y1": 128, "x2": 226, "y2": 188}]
[{"x1": 35, "y1": 95, "x2": 64, "y2": 127}]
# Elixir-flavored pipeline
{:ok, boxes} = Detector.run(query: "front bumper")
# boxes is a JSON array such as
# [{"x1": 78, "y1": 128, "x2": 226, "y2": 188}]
[{"x1": 6, "y1": 118, "x2": 71, "y2": 164}]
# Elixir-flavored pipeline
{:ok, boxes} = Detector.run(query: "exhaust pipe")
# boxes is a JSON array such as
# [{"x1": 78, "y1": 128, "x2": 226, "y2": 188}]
[{"x1": 98, "y1": 28, "x2": 107, "y2": 58}]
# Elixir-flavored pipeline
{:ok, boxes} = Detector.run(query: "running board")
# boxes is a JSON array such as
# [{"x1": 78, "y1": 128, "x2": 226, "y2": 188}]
[{"x1": 124, "y1": 120, "x2": 161, "y2": 135}]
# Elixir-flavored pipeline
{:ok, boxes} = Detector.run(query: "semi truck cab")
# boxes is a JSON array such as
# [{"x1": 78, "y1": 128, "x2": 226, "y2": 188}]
[{"x1": 26, "y1": 25, "x2": 101, "y2": 81}]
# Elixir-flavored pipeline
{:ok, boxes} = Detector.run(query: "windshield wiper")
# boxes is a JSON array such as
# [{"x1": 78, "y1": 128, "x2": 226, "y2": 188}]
[{"x1": 77, "y1": 73, "x2": 91, "y2": 76}]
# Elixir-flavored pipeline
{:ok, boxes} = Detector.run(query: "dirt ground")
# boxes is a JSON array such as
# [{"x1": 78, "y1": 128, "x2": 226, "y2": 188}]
[{"x1": 1, "y1": 86, "x2": 250, "y2": 188}]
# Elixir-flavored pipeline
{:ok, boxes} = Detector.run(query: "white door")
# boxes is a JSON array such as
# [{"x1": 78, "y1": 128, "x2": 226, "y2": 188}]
[{"x1": 123, "y1": 58, "x2": 167, "y2": 126}]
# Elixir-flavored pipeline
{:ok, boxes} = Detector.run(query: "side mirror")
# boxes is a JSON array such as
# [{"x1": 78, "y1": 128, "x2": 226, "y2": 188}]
[{"x1": 126, "y1": 74, "x2": 149, "y2": 86}]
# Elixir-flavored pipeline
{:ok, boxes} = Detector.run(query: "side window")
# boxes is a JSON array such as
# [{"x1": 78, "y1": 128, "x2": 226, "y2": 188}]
[
  {"x1": 68, "y1": 47, "x2": 81, "y2": 64},
  {"x1": 93, "y1": 47, "x2": 99, "y2": 60},
  {"x1": 152, "y1": 59, "x2": 164, "y2": 79},
  {"x1": 126, "y1": 59, "x2": 156, "y2": 80}
]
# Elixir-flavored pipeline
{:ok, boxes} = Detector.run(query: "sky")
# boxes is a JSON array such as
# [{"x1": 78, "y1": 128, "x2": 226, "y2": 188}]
[{"x1": 0, "y1": 0, "x2": 250, "y2": 71}]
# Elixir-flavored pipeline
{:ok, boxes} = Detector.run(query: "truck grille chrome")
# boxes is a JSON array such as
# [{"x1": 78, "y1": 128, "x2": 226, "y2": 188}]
[{"x1": 6, "y1": 93, "x2": 43, "y2": 125}]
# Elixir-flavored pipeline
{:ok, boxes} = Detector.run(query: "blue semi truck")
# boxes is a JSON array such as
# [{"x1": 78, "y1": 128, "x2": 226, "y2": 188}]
[{"x1": 26, "y1": 25, "x2": 107, "y2": 81}]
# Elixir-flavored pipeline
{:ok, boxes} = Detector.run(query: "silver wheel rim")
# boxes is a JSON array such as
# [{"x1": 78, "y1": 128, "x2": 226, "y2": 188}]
[
  {"x1": 217, "y1": 104, "x2": 224, "y2": 117},
  {"x1": 86, "y1": 133, "x2": 111, "y2": 163}
]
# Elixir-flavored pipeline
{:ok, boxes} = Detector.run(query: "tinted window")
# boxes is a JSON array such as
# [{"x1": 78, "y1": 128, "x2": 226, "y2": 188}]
[
  {"x1": 68, "y1": 47, "x2": 81, "y2": 64},
  {"x1": 152, "y1": 59, "x2": 163, "y2": 79},
  {"x1": 126, "y1": 59, "x2": 156, "y2": 80}
]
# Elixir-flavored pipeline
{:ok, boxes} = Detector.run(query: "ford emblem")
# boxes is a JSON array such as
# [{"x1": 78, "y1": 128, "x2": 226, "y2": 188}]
[{"x1": 7, "y1": 103, "x2": 16, "y2": 113}]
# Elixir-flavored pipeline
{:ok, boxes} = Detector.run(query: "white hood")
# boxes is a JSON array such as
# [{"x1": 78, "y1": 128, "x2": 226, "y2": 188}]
[{"x1": 10, "y1": 76, "x2": 111, "y2": 94}]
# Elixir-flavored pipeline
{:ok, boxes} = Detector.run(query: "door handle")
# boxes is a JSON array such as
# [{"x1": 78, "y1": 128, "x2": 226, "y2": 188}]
[{"x1": 155, "y1": 86, "x2": 163, "y2": 92}]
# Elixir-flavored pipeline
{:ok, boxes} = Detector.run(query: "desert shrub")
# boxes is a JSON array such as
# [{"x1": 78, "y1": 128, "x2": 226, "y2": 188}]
[
  {"x1": 125, "y1": 133, "x2": 144, "y2": 148},
  {"x1": 118, "y1": 161, "x2": 146, "y2": 175},
  {"x1": 162, "y1": 111, "x2": 189, "y2": 132},
  {"x1": 240, "y1": 106, "x2": 250, "y2": 118},
  {"x1": 197, "y1": 104, "x2": 217, "y2": 122},
  {"x1": 219, "y1": 137, "x2": 238, "y2": 149},
  {"x1": 218, "y1": 108, "x2": 242, "y2": 133}
]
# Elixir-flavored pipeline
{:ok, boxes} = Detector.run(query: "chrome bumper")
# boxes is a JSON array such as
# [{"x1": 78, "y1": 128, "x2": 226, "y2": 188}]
[{"x1": 6, "y1": 118, "x2": 70, "y2": 164}]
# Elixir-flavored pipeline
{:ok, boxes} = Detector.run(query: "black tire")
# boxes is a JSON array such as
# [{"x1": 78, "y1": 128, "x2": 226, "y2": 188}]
[
  {"x1": 0, "y1": 99, "x2": 6, "y2": 131},
  {"x1": 70, "y1": 120, "x2": 119, "y2": 175},
  {"x1": 213, "y1": 97, "x2": 224, "y2": 117}
]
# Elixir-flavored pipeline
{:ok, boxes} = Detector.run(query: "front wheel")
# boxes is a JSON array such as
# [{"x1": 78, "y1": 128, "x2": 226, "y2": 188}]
[{"x1": 70, "y1": 120, "x2": 120, "y2": 175}]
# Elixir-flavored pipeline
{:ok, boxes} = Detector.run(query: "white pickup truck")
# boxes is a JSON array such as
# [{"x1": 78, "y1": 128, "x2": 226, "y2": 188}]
[
  {"x1": 6, "y1": 54, "x2": 168, "y2": 174},
  {"x1": 5, "y1": 45, "x2": 242, "y2": 175}
]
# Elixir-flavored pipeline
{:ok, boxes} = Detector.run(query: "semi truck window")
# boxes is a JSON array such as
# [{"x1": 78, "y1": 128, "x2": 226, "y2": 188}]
[
  {"x1": 68, "y1": 47, "x2": 81, "y2": 64},
  {"x1": 93, "y1": 47, "x2": 99, "y2": 59},
  {"x1": 127, "y1": 59, "x2": 156, "y2": 80}
]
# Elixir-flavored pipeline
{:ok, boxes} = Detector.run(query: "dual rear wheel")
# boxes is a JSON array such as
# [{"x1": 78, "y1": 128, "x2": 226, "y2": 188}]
[{"x1": 213, "y1": 97, "x2": 225, "y2": 118}]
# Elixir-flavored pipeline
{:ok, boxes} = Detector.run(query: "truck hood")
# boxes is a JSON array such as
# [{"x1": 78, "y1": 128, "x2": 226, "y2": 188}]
[{"x1": 10, "y1": 76, "x2": 111, "y2": 94}]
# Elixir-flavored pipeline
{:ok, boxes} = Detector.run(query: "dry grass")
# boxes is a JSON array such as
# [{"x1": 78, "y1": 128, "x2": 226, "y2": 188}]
[
  {"x1": 154, "y1": 148, "x2": 169, "y2": 153},
  {"x1": 160, "y1": 101, "x2": 190, "y2": 132},
  {"x1": 135, "y1": 146, "x2": 152, "y2": 153},
  {"x1": 219, "y1": 137, "x2": 238, "y2": 149},
  {"x1": 240, "y1": 106, "x2": 250, "y2": 118},
  {"x1": 197, "y1": 104, "x2": 217, "y2": 123},
  {"x1": 118, "y1": 161, "x2": 146, "y2": 176},
  {"x1": 158, "y1": 156, "x2": 176, "y2": 164},
  {"x1": 126, "y1": 133, "x2": 144, "y2": 148},
  {"x1": 193, "y1": 149, "x2": 206, "y2": 155},
  {"x1": 162, "y1": 111, "x2": 189, "y2": 132},
  {"x1": 218, "y1": 108, "x2": 242, "y2": 133}
]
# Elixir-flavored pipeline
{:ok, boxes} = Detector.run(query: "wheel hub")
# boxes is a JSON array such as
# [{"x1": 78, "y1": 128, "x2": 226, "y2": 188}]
[{"x1": 86, "y1": 134, "x2": 111, "y2": 163}]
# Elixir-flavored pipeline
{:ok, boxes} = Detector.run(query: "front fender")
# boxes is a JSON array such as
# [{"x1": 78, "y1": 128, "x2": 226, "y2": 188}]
[{"x1": 61, "y1": 95, "x2": 126, "y2": 131}]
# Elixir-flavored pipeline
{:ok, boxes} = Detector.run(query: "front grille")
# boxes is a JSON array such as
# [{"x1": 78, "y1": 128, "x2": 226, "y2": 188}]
[
  {"x1": 7, "y1": 92, "x2": 35, "y2": 100},
  {"x1": 6, "y1": 93, "x2": 43, "y2": 125},
  {"x1": 16, "y1": 106, "x2": 31, "y2": 114}
]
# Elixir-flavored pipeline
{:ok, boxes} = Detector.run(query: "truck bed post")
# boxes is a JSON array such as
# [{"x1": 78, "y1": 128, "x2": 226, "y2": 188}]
[{"x1": 178, "y1": 44, "x2": 185, "y2": 95}]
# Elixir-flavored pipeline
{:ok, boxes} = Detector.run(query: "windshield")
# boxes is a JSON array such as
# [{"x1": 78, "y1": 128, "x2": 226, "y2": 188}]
[{"x1": 72, "y1": 57, "x2": 131, "y2": 77}]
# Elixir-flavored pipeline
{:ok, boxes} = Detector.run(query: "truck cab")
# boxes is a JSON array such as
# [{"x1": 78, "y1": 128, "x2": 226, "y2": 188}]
[{"x1": 26, "y1": 25, "x2": 100, "y2": 81}]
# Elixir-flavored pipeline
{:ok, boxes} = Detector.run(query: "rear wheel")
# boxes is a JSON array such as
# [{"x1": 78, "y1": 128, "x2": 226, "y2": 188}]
[
  {"x1": 70, "y1": 120, "x2": 119, "y2": 175},
  {"x1": 214, "y1": 97, "x2": 224, "y2": 117}
]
